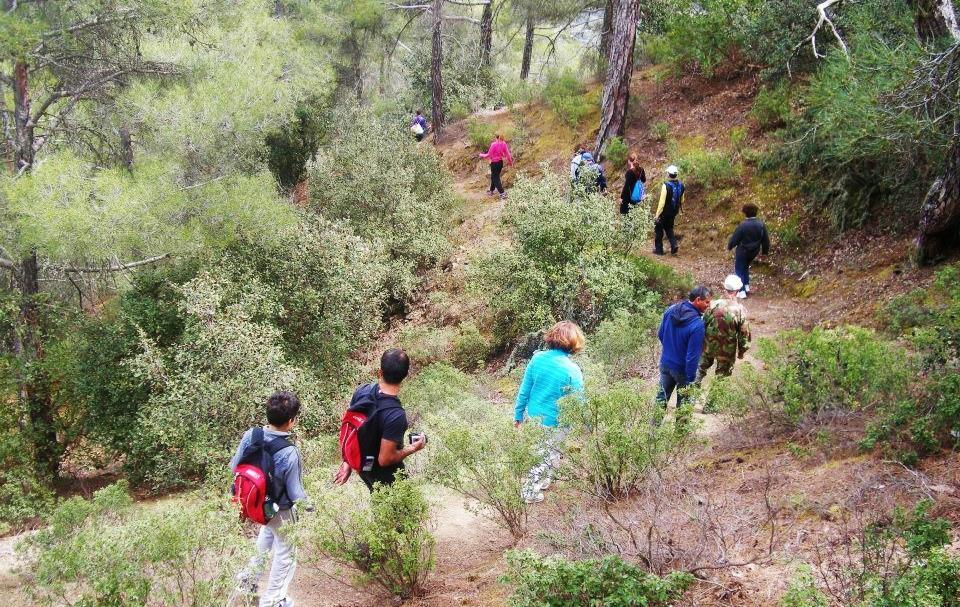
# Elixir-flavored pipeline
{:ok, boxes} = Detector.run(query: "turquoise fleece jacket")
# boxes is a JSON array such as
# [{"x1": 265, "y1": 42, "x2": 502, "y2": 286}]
[{"x1": 514, "y1": 349, "x2": 585, "y2": 427}]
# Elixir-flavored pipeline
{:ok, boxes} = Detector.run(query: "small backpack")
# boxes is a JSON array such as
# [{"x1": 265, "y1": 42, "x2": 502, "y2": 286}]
[
  {"x1": 338, "y1": 383, "x2": 401, "y2": 474},
  {"x1": 231, "y1": 428, "x2": 292, "y2": 524},
  {"x1": 630, "y1": 178, "x2": 645, "y2": 203},
  {"x1": 664, "y1": 180, "x2": 685, "y2": 216}
]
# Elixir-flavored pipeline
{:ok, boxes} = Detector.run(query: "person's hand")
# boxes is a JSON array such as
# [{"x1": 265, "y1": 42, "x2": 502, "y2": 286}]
[
  {"x1": 333, "y1": 461, "x2": 352, "y2": 485},
  {"x1": 514, "y1": 420, "x2": 522, "y2": 428},
  {"x1": 410, "y1": 435, "x2": 427, "y2": 453}
]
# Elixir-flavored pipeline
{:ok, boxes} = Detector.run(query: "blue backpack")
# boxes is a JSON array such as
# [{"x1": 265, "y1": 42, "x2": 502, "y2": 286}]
[
  {"x1": 663, "y1": 180, "x2": 684, "y2": 217},
  {"x1": 630, "y1": 179, "x2": 645, "y2": 203}
]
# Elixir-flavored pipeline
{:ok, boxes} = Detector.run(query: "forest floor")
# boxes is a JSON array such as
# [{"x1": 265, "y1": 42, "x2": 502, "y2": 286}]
[{"x1": 8, "y1": 67, "x2": 960, "y2": 606}]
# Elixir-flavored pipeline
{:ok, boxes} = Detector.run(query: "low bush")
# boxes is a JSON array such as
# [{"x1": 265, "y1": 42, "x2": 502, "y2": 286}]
[
  {"x1": 22, "y1": 482, "x2": 246, "y2": 607},
  {"x1": 467, "y1": 118, "x2": 497, "y2": 149},
  {"x1": 304, "y1": 476, "x2": 435, "y2": 599},
  {"x1": 427, "y1": 398, "x2": 544, "y2": 538},
  {"x1": 587, "y1": 308, "x2": 660, "y2": 379},
  {"x1": 628, "y1": 255, "x2": 695, "y2": 302},
  {"x1": 402, "y1": 362, "x2": 474, "y2": 419},
  {"x1": 560, "y1": 383, "x2": 691, "y2": 498},
  {"x1": 751, "y1": 84, "x2": 791, "y2": 131},
  {"x1": 813, "y1": 501, "x2": 960, "y2": 607},
  {"x1": 659, "y1": 0, "x2": 747, "y2": 77},
  {"x1": 451, "y1": 322, "x2": 491, "y2": 372},
  {"x1": 503, "y1": 550, "x2": 694, "y2": 607},
  {"x1": 604, "y1": 136, "x2": 629, "y2": 169},
  {"x1": 780, "y1": 565, "x2": 828, "y2": 607},
  {"x1": 652, "y1": 120, "x2": 670, "y2": 142},
  {"x1": 864, "y1": 265, "x2": 960, "y2": 463},
  {"x1": 672, "y1": 143, "x2": 741, "y2": 189},
  {"x1": 396, "y1": 325, "x2": 455, "y2": 367},
  {"x1": 542, "y1": 69, "x2": 592, "y2": 126},
  {"x1": 469, "y1": 172, "x2": 657, "y2": 345}
]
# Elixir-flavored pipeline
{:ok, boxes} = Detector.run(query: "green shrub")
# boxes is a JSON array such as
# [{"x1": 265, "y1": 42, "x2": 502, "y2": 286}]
[
  {"x1": 637, "y1": 35, "x2": 674, "y2": 67},
  {"x1": 660, "y1": 0, "x2": 748, "y2": 77},
  {"x1": 560, "y1": 383, "x2": 691, "y2": 498},
  {"x1": 652, "y1": 120, "x2": 670, "y2": 142},
  {"x1": 397, "y1": 325, "x2": 455, "y2": 367},
  {"x1": 587, "y1": 309, "x2": 660, "y2": 379},
  {"x1": 264, "y1": 96, "x2": 328, "y2": 190},
  {"x1": 467, "y1": 118, "x2": 497, "y2": 149},
  {"x1": 752, "y1": 327, "x2": 908, "y2": 428},
  {"x1": 628, "y1": 255, "x2": 695, "y2": 302},
  {"x1": 22, "y1": 482, "x2": 246, "y2": 607},
  {"x1": 751, "y1": 84, "x2": 791, "y2": 130},
  {"x1": 126, "y1": 271, "x2": 333, "y2": 489},
  {"x1": 542, "y1": 69, "x2": 591, "y2": 126},
  {"x1": 503, "y1": 550, "x2": 694, "y2": 607},
  {"x1": 304, "y1": 476, "x2": 435, "y2": 599},
  {"x1": 427, "y1": 398, "x2": 544, "y2": 538},
  {"x1": 469, "y1": 172, "x2": 657, "y2": 344},
  {"x1": 451, "y1": 322, "x2": 491, "y2": 372},
  {"x1": 864, "y1": 265, "x2": 960, "y2": 462},
  {"x1": 780, "y1": 566, "x2": 828, "y2": 607},
  {"x1": 309, "y1": 109, "x2": 453, "y2": 305},
  {"x1": 604, "y1": 136, "x2": 629, "y2": 169},
  {"x1": 673, "y1": 144, "x2": 741, "y2": 189},
  {"x1": 402, "y1": 362, "x2": 474, "y2": 419}
]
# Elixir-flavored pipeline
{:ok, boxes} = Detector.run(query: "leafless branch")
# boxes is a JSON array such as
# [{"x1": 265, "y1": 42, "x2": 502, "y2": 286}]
[
  {"x1": 59, "y1": 254, "x2": 170, "y2": 273},
  {"x1": 794, "y1": 0, "x2": 850, "y2": 62}
]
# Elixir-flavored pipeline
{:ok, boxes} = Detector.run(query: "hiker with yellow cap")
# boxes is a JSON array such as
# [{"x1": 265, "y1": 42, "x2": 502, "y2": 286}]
[
  {"x1": 695, "y1": 274, "x2": 751, "y2": 385},
  {"x1": 653, "y1": 165, "x2": 684, "y2": 255}
]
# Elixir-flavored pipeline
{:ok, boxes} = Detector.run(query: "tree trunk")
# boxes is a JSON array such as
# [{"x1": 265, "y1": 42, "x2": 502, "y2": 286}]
[
  {"x1": 480, "y1": 1, "x2": 493, "y2": 68},
  {"x1": 13, "y1": 61, "x2": 33, "y2": 173},
  {"x1": 11, "y1": 61, "x2": 59, "y2": 477},
  {"x1": 916, "y1": 129, "x2": 960, "y2": 264},
  {"x1": 909, "y1": 0, "x2": 960, "y2": 44},
  {"x1": 520, "y1": 16, "x2": 535, "y2": 80},
  {"x1": 594, "y1": 0, "x2": 638, "y2": 156},
  {"x1": 431, "y1": 0, "x2": 445, "y2": 135},
  {"x1": 598, "y1": 0, "x2": 614, "y2": 76}
]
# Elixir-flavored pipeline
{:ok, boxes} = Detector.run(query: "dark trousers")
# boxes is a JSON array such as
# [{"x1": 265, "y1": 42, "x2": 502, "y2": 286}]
[
  {"x1": 656, "y1": 365, "x2": 691, "y2": 426},
  {"x1": 734, "y1": 250, "x2": 757, "y2": 292},
  {"x1": 619, "y1": 199, "x2": 631, "y2": 215},
  {"x1": 490, "y1": 161, "x2": 504, "y2": 194},
  {"x1": 654, "y1": 215, "x2": 678, "y2": 254}
]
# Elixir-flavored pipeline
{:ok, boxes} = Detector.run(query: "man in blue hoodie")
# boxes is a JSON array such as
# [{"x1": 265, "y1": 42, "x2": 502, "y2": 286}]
[{"x1": 656, "y1": 285, "x2": 711, "y2": 425}]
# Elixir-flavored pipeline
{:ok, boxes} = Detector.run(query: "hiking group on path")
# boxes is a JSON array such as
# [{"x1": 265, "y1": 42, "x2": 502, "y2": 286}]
[{"x1": 229, "y1": 131, "x2": 771, "y2": 607}]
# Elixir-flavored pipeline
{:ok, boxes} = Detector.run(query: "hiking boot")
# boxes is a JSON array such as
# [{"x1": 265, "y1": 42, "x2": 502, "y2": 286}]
[
  {"x1": 276, "y1": 599, "x2": 295, "y2": 607},
  {"x1": 524, "y1": 491, "x2": 545, "y2": 504},
  {"x1": 737, "y1": 291, "x2": 747, "y2": 299},
  {"x1": 234, "y1": 574, "x2": 258, "y2": 596},
  {"x1": 652, "y1": 249, "x2": 665, "y2": 256},
  {"x1": 745, "y1": 284, "x2": 751, "y2": 293},
  {"x1": 670, "y1": 248, "x2": 679, "y2": 255},
  {"x1": 538, "y1": 477, "x2": 551, "y2": 491},
  {"x1": 499, "y1": 192, "x2": 507, "y2": 200}
]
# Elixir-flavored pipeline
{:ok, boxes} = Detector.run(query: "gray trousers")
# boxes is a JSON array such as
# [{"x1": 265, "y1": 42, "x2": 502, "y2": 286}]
[
  {"x1": 238, "y1": 508, "x2": 297, "y2": 607},
  {"x1": 522, "y1": 428, "x2": 569, "y2": 500}
]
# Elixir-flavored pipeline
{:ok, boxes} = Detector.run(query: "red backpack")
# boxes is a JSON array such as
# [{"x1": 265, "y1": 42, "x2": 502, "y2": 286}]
[
  {"x1": 338, "y1": 383, "x2": 400, "y2": 473},
  {"x1": 231, "y1": 427, "x2": 292, "y2": 524}
]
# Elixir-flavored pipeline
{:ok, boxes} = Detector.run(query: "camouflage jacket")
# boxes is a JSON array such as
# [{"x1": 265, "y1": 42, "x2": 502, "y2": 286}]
[{"x1": 702, "y1": 299, "x2": 750, "y2": 359}]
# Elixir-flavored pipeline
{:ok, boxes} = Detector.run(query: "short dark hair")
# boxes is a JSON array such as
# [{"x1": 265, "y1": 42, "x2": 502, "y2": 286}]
[
  {"x1": 381, "y1": 348, "x2": 410, "y2": 384},
  {"x1": 688, "y1": 285, "x2": 712, "y2": 301},
  {"x1": 266, "y1": 391, "x2": 301, "y2": 426},
  {"x1": 742, "y1": 203, "x2": 759, "y2": 218}
]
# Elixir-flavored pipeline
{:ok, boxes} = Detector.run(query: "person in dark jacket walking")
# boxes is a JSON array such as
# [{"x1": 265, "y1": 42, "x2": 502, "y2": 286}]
[
  {"x1": 656, "y1": 285, "x2": 711, "y2": 426},
  {"x1": 727, "y1": 203, "x2": 770, "y2": 298},
  {"x1": 653, "y1": 165, "x2": 685, "y2": 255},
  {"x1": 619, "y1": 152, "x2": 646, "y2": 215}
]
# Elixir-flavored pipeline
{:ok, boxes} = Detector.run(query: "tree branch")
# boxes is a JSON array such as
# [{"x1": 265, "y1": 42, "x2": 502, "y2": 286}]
[
  {"x1": 794, "y1": 0, "x2": 850, "y2": 62},
  {"x1": 59, "y1": 254, "x2": 170, "y2": 273}
]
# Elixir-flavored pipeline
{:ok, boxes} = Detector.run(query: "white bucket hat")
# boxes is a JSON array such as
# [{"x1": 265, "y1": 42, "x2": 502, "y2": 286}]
[
  {"x1": 723, "y1": 274, "x2": 744, "y2": 292},
  {"x1": 666, "y1": 165, "x2": 679, "y2": 176}
]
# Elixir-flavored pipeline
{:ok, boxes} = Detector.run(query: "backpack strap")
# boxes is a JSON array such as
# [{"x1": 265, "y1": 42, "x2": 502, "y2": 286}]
[{"x1": 264, "y1": 436, "x2": 293, "y2": 455}]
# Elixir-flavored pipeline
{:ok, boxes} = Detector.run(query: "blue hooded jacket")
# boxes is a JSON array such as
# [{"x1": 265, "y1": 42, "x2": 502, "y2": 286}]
[{"x1": 658, "y1": 300, "x2": 706, "y2": 383}]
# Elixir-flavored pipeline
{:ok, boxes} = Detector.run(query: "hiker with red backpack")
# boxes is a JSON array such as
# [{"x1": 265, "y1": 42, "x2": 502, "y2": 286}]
[
  {"x1": 334, "y1": 348, "x2": 426, "y2": 491},
  {"x1": 231, "y1": 392, "x2": 307, "y2": 607}
]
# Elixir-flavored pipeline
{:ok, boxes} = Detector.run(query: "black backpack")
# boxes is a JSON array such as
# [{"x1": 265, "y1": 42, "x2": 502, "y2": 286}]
[
  {"x1": 234, "y1": 427, "x2": 293, "y2": 509},
  {"x1": 664, "y1": 180, "x2": 685, "y2": 217}
]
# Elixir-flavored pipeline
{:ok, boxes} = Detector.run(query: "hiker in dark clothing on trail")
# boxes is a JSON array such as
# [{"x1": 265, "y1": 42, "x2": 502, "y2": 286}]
[
  {"x1": 653, "y1": 165, "x2": 685, "y2": 255},
  {"x1": 727, "y1": 203, "x2": 770, "y2": 299},
  {"x1": 334, "y1": 348, "x2": 425, "y2": 491},
  {"x1": 619, "y1": 152, "x2": 646, "y2": 215},
  {"x1": 575, "y1": 152, "x2": 607, "y2": 193},
  {"x1": 656, "y1": 285, "x2": 711, "y2": 427}
]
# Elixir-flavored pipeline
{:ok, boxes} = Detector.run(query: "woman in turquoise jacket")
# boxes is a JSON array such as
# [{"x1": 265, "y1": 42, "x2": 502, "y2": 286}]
[{"x1": 515, "y1": 321, "x2": 585, "y2": 503}]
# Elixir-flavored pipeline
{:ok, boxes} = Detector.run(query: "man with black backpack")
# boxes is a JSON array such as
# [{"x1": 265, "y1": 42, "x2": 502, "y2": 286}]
[
  {"x1": 231, "y1": 391, "x2": 306, "y2": 607},
  {"x1": 653, "y1": 165, "x2": 685, "y2": 255},
  {"x1": 334, "y1": 348, "x2": 426, "y2": 491}
]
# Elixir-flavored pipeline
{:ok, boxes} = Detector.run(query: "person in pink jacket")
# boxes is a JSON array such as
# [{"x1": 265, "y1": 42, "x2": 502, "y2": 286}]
[{"x1": 479, "y1": 133, "x2": 514, "y2": 200}]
